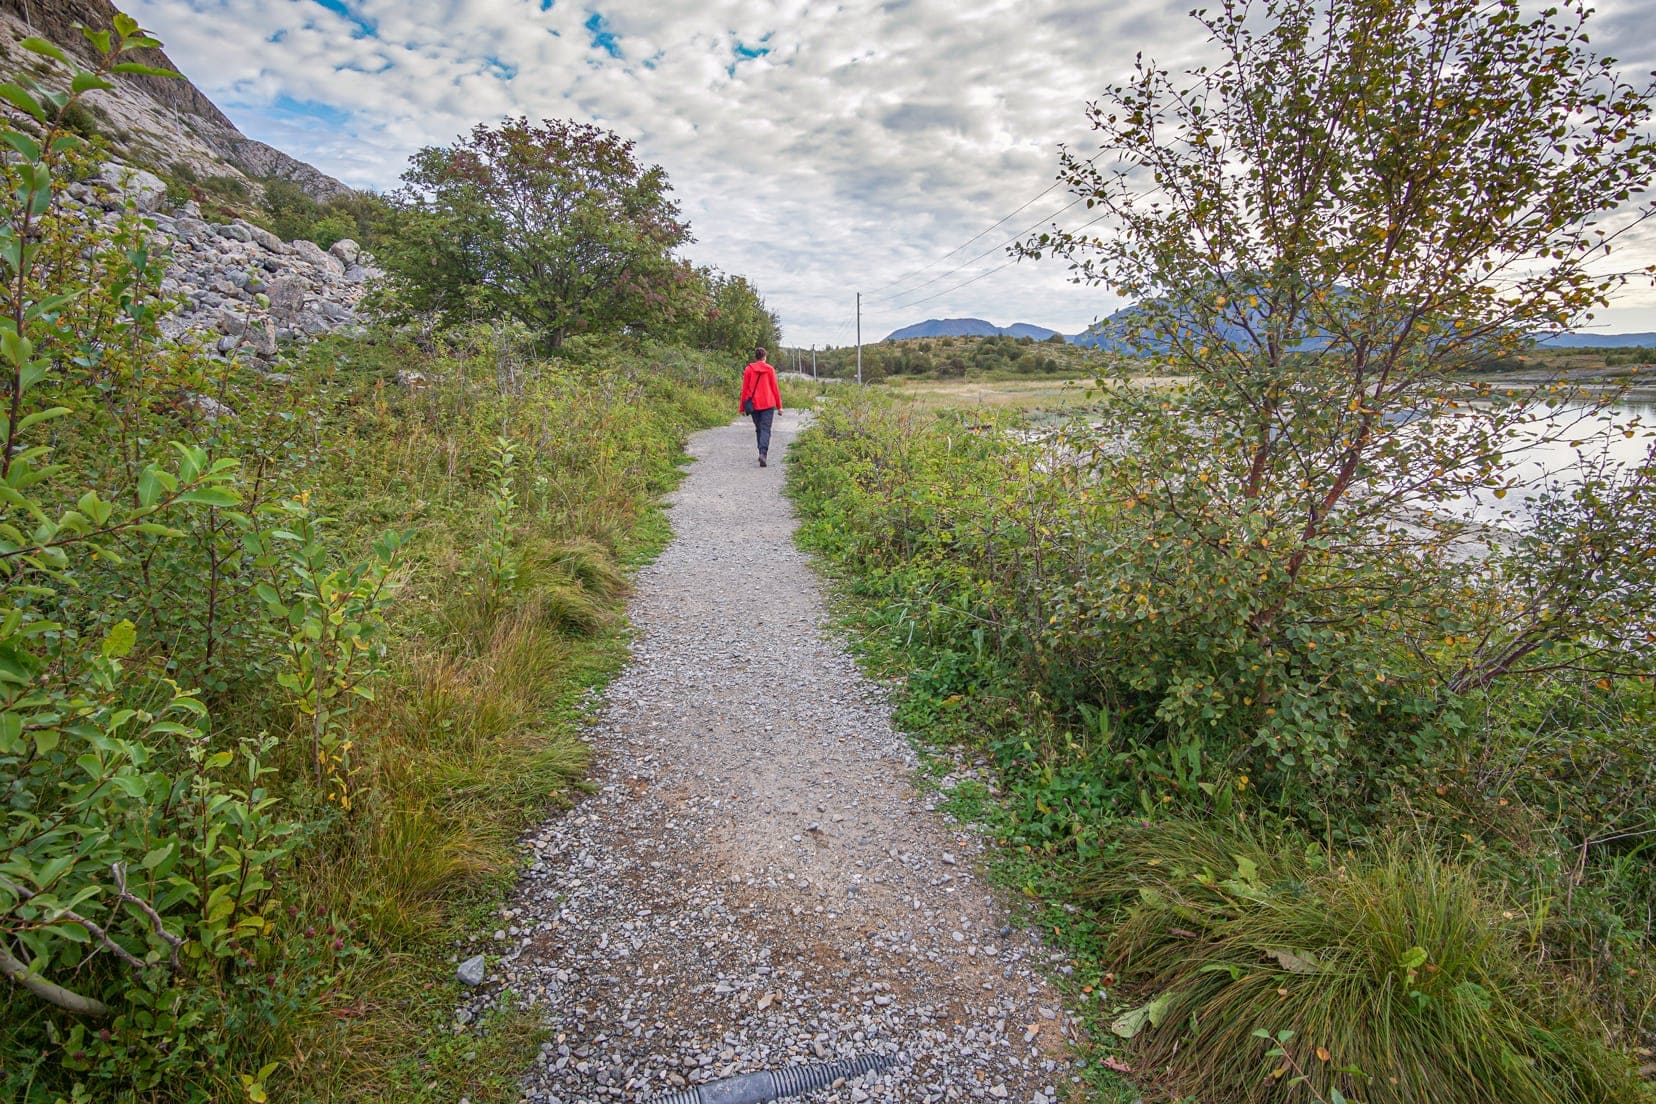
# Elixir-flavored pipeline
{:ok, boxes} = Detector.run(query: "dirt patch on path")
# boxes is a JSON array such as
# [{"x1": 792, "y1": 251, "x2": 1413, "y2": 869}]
[{"x1": 461, "y1": 413, "x2": 1082, "y2": 1103}]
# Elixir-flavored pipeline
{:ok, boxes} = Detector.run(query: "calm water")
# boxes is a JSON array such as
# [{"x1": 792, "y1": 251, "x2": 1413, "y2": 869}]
[{"x1": 1438, "y1": 400, "x2": 1656, "y2": 530}]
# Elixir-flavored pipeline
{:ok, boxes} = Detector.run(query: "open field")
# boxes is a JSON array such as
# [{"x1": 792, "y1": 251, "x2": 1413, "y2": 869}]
[{"x1": 876, "y1": 375, "x2": 1100, "y2": 411}]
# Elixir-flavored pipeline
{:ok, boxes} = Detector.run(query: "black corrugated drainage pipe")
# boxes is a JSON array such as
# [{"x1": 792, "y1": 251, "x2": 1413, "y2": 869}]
[{"x1": 644, "y1": 1054, "x2": 897, "y2": 1104}]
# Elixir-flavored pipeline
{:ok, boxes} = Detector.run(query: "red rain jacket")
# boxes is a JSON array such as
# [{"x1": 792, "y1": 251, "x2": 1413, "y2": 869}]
[{"x1": 740, "y1": 360, "x2": 783, "y2": 414}]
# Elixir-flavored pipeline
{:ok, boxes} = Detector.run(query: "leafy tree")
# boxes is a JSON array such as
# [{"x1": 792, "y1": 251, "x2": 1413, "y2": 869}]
[
  {"x1": 379, "y1": 117, "x2": 692, "y2": 350},
  {"x1": 687, "y1": 269, "x2": 781, "y2": 359},
  {"x1": 1021, "y1": 0, "x2": 1656, "y2": 789}
]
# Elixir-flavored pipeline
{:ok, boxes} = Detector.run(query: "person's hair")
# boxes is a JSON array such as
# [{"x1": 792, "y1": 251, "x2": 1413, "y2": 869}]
[{"x1": 754, "y1": 347, "x2": 766, "y2": 361}]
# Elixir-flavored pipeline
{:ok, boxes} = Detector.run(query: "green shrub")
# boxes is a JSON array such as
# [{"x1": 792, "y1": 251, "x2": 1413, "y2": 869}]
[
  {"x1": 200, "y1": 173, "x2": 248, "y2": 200},
  {"x1": 1083, "y1": 822, "x2": 1650, "y2": 1104},
  {"x1": 59, "y1": 99, "x2": 99, "y2": 138}
]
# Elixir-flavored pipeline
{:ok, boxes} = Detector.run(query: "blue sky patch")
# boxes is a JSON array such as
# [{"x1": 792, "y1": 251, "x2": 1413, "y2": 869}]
[
  {"x1": 268, "y1": 94, "x2": 353, "y2": 129},
  {"x1": 727, "y1": 33, "x2": 773, "y2": 76},
  {"x1": 586, "y1": 12, "x2": 621, "y2": 58},
  {"x1": 312, "y1": 0, "x2": 376, "y2": 39}
]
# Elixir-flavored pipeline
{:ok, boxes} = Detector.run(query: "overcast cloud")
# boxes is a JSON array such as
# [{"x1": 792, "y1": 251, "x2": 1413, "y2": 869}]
[{"x1": 124, "y1": 0, "x2": 1656, "y2": 346}]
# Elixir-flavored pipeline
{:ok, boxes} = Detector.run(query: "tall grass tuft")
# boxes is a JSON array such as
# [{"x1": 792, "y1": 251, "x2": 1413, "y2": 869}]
[
  {"x1": 520, "y1": 536, "x2": 631, "y2": 601},
  {"x1": 1084, "y1": 821, "x2": 1650, "y2": 1104},
  {"x1": 356, "y1": 802, "x2": 498, "y2": 946}
]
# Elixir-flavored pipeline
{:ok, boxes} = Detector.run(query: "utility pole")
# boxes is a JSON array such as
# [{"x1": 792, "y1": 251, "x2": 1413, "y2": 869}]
[
  {"x1": 812, "y1": 345, "x2": 817, "y2": 379},
  {"x1": 856, "y1": 293, "x2": 863, "y2": 385}
]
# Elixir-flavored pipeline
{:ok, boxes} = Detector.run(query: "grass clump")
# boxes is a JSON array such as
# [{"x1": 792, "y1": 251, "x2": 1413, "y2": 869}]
[{"x1": 1085, "y1": 822, "x2": 1646, "y2": 1104}]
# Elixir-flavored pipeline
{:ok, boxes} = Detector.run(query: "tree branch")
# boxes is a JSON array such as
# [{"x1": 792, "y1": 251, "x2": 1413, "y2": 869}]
[
  {"x1": 0, "y1": 941, "x2": 112, "y2": 1017},
  {"x1": 112, "y1": 862, "x2": 183, "y2": 971}
]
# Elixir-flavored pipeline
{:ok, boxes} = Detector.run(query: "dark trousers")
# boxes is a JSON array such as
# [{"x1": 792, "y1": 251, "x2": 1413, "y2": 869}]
[{"x1": 750, "y1": 406, "x2": 775, "y2": 456}]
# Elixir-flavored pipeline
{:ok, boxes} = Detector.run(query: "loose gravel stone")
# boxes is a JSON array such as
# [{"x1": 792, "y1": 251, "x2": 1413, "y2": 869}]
[
  {"x1": 457, "y1": 955, "x2": 487, "y2": 988},
  {"x1": 456, "y1": 413, "x2": 1079, "y2": 1103}
]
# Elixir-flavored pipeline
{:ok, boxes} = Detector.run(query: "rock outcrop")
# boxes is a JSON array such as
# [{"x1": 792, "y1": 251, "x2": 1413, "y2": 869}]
[
  {"x1": 2, "y1": 0, "x2": 374, "y2": 360},
  {"x1": 0, "y1": 0, "x2": 349, "y2": 199},
  {"x1": 72, "y1": 168, "x2": 379, "y2": 364}
]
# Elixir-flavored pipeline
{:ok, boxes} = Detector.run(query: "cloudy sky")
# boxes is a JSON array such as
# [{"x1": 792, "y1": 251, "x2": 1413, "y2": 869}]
[{"x1": 123, "y1": 0, "x2": 1656, "y2": 347}]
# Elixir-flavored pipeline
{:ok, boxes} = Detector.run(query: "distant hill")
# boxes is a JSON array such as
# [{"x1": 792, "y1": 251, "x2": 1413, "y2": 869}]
[
  {"x1": 884, "y1": 318, "x2": 1063, "y2": 342},
  {"x1": 889, "y1": 311, "x2": 1656, "y2": 353},
  {"x1": 1536, "y1": 332, "x2": 1656, "y2": 348},
  {"x1": 1072, "y1": 303, "x2": 1656, "y2": 353}
]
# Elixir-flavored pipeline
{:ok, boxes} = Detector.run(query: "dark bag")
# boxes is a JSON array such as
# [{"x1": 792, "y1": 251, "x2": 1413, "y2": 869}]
[{"x1": 741, "y1": 397, "x2": 755, "y2": 415}]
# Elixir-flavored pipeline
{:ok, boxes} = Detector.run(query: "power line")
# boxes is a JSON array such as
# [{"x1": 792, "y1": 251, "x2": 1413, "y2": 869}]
[
  {"x1": 880, "y1": 209, "x2": 1111, "y2": 313},
  {"x1": 874, "y1": 193, "x2": 1090, "y2": 307},
  {"x1": 869, "y1": 178, "x2": 1070, "y2": 294},
  {"x1": 869, "y1": 149, "x2": 1107, "y2": 301}
]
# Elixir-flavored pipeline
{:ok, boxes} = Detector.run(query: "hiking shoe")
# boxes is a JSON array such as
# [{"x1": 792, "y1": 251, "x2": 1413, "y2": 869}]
[{"x1": 758, "y1": 454, "x2": 767, "y2": 467}]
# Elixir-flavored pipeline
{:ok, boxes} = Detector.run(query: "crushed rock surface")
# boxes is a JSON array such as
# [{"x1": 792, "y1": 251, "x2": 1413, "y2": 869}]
[{"x1": 455, "y1": 413, "x2": 1084, "y2": 1103}]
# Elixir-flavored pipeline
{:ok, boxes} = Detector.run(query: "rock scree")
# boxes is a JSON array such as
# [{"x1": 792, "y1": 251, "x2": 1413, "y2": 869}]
[{"x1": 454, "y1": 412, "x2": 1084, "y2": 1103}]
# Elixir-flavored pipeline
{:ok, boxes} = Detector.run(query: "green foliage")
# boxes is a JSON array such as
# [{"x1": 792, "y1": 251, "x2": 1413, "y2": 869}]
[
  {"x1": 482, "y1": 436, "x2": 519, "y2": 595},
  {"x1": 262, "y1": 177, "x2": 387, "y2": 249},
  {"x1": 0, "y1": 19, "x2": 368, "y2": 1100},
  {"x1": 199, "y1": 174, "x2": 248, "y2": 201},
  {"x1": 995, "y1": 0, "x2": 1656, "y2": 792},
  {"x1": 790, "y1": 385, "x2": 1656, "y2": 1096},
  {"x1": 685, "y1": 269, "x2": 781, "y2": 358},
  {"x1": 377, "y1": 117, "x2": 695, "y2": 350},
  {"x1": 1086, "y1": 822, "x2": 1649, "y2": 1104},
  {"x1": 252, "y1": 506, "x2": 403, "y2": 803},
  {"x1": 796, "y1": 334, "x2": 1107, "y2": 381}
]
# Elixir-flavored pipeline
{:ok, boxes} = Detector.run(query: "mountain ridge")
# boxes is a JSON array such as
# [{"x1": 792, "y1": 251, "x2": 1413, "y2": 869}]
[
  {"x1": 884, "y1": 315, "x2": 1656, "y2": 350},
  {"x1": 0, "y1": 0, "x2": 348, "y2": 199},
  {"x1": 884, "y1": 317, "x2": 1062, "y2": 342}
]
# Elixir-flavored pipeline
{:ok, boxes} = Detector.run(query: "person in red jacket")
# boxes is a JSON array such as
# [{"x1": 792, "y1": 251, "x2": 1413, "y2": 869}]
[{"x1": 739, "y1": 347, "x2": 783, "y2": 467}]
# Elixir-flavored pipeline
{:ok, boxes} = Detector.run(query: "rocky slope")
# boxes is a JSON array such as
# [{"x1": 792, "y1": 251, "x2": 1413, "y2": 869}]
[
  {"x1": 74, "y1": 165, "x2": 377, "y2": 371},
  {"x1": 4, "y1": 1, "x2": 377, "y2": 368},
  {"x1": 0, "y1": 0, "x2": 348, "y2": 198}
]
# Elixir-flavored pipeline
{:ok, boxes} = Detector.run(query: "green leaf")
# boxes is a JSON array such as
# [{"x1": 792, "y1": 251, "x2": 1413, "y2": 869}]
[
  {"x1": 178, "y1": 487, "x2": 241, "y2": 508},
  {"x1": 137, "y1": 466, "x2": 175, "y2": 507},
  {"x1": 101, "y1": 620, "x2": 137, "y2": 659},
  {"x1": 141, "y1": 843, "x2": 176, "y2": 871},
  {"x1": 1, "y1": 131, "x2": 41, "y2": 162},
  {"x1": 16, "y1": 407, "x2": 71, "y2": 434},
  {"x1": 1398, "y1": 946, "x2": 1428, "y2": 971},
  {"x1": 18, "y1": 37, "x2": 71, "y2": 66},
  {"x1": 110, "y1": 62, "x2": 179, "y2": 78},
  {"x1": 110, "y1": 774, "x2": 150, "y2": 798},
  {"x1": 0, "y1": 83, "x2": 47, "y2": 121},
  {"x1": 1111, "y1": 991, "x2": 1176, "y2": 1038},
  {"x1": 69, "y1": 73, "x2": 114, "y2": 96}
]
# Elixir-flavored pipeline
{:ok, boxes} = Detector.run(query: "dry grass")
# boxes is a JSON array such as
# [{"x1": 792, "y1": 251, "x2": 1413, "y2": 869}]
[
  {"x1": 877, "y1": 376, "x2": 1099, "y2": 412},
  {"x1": 875, "y1": 373, "x2": 1193, "y2": 414}
]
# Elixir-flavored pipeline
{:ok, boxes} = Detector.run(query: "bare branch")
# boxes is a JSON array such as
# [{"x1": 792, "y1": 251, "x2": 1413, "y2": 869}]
[
  {"x1": 0, "y1": 941, "x2": 112, "y2": 1018},
  {"x1": 112, "y1": 862, "x2": 183, "y2": 971}
]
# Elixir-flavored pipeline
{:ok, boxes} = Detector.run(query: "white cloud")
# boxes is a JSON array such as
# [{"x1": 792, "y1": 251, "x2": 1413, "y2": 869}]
[{"x1": 123, "y1": 0, "x2": 1656, "y2": 344}]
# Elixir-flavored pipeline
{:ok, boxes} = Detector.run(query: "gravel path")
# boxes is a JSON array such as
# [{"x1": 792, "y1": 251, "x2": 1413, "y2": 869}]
[{"x1": 457, "y1": 412, "x2": 1082, "y2": 1103}]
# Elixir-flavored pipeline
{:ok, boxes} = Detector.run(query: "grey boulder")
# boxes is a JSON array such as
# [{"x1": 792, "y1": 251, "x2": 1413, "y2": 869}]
[{"x1": 456, "y1": 955, "x2": 487, "y2": 987}]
